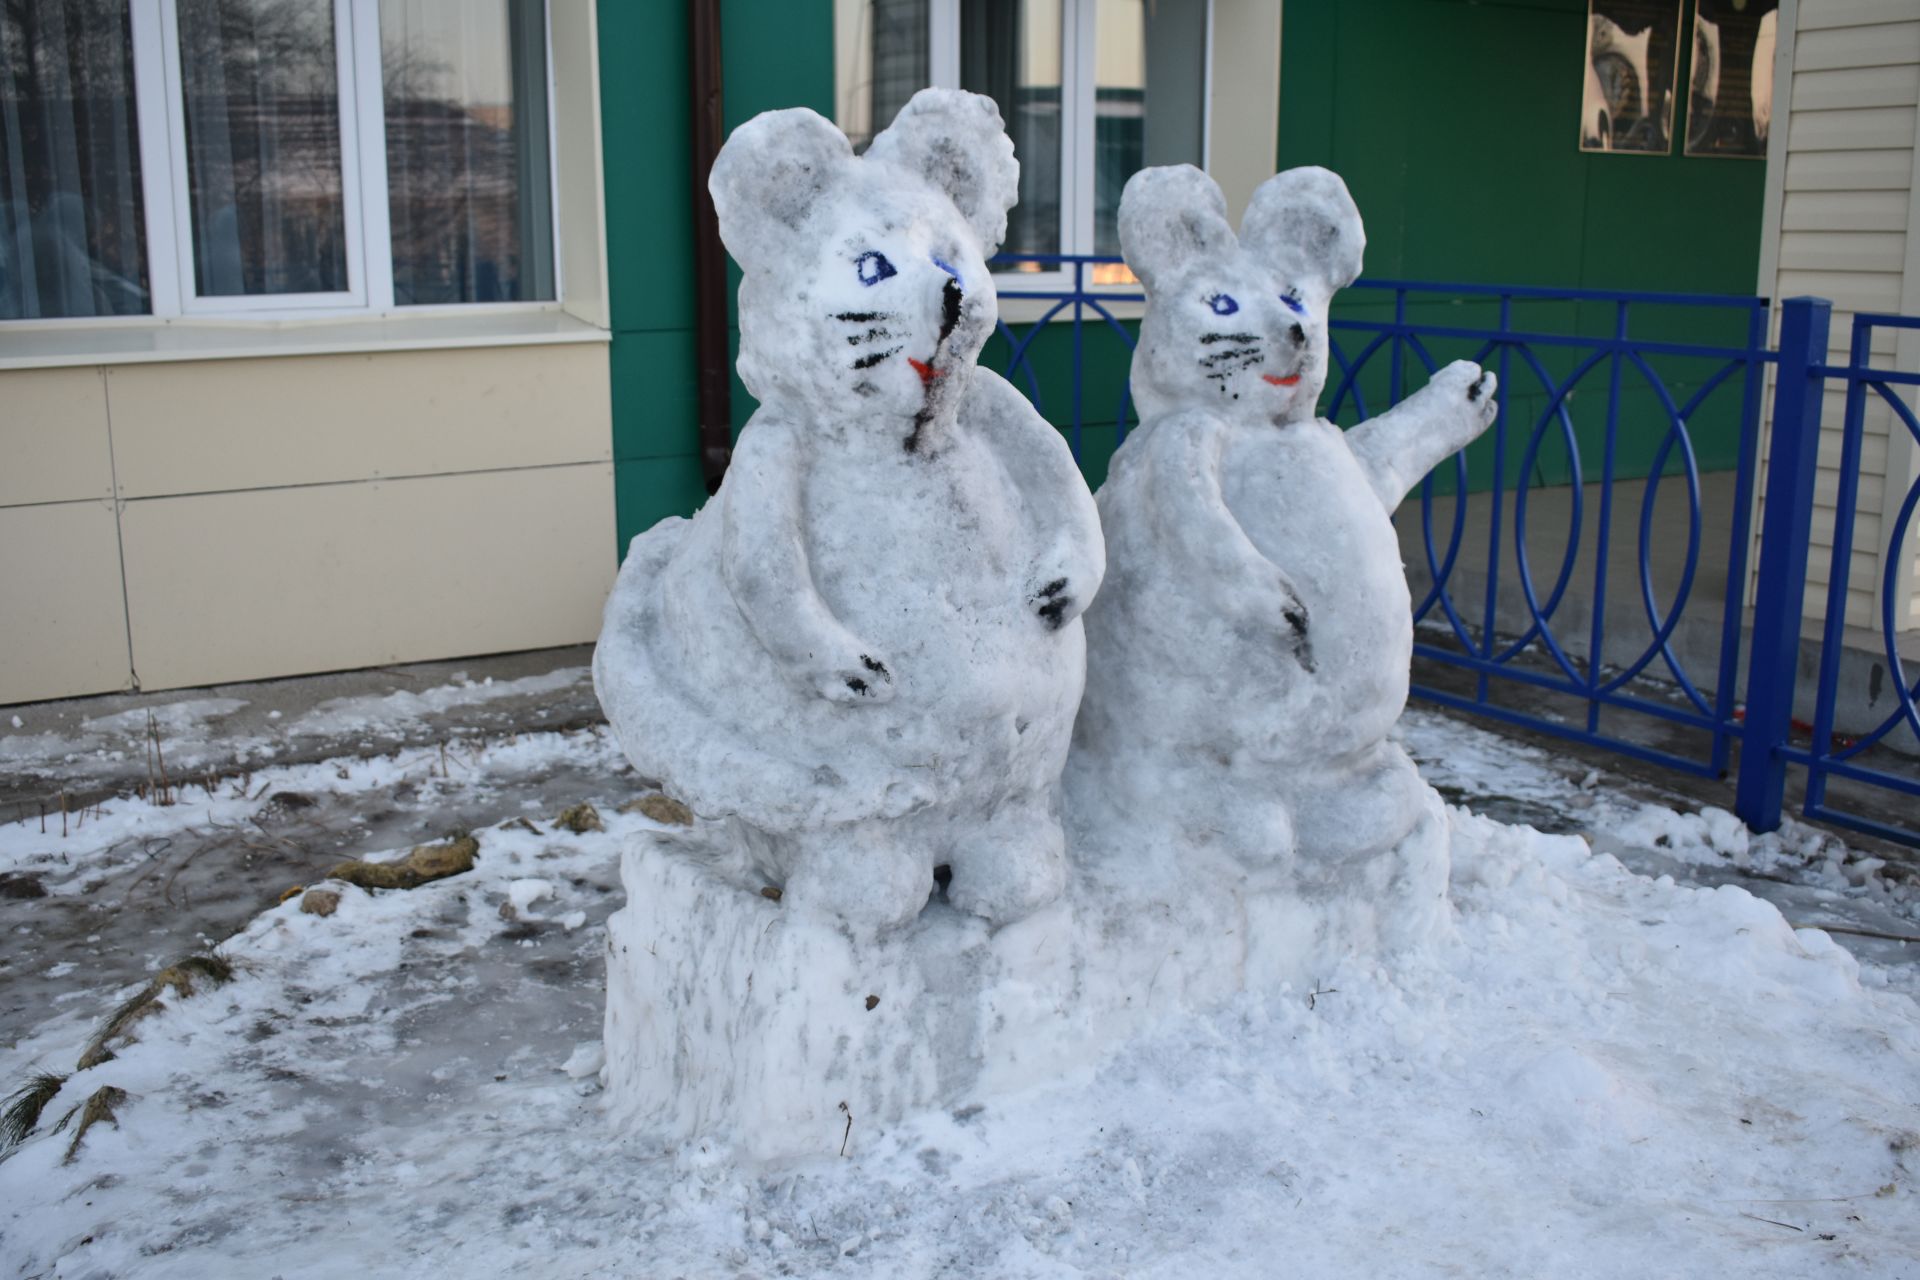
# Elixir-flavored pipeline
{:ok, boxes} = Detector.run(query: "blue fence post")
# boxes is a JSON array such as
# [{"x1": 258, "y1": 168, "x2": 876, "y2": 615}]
[{"x1": 1735, "y1": 296, "x2": 1832, "y2": 832}]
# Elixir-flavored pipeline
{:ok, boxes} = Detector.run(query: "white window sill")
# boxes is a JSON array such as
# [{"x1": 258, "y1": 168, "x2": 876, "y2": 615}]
[{"x1": 0, "y1": 307, "x2": 610, "y2": 372}]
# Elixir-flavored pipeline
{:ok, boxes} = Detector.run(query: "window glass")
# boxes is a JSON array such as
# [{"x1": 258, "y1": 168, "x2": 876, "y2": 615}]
[
  {"x1": 1094, "y1": 0, "x2": 1204, "y2": 262},
  {"x1": 961, "y1": 0, "x2": 1061, "y2": 269},
  {"x1": 177, "y1": 0, "x2": 348, "y2": 297},
  {"x1": 0, "y1": 0, "x2": 148, "y2": 319},
  {"x1": 837, "y1": 0, "x2": 928, "y2": 153},
  {"x1": 382, "y1": 0, "x2": 553, "y2": 305}
]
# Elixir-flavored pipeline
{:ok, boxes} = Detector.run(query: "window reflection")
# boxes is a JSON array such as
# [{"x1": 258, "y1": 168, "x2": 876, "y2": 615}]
[
  {"x1": 0, "y1": 0, "x2": 149, "y2": 319},
  {"x1": 962, "y1": 0, "x2": 1061, "y2": 269},
  {"x1": 838, "y1": 0, "x2": 927, "y2": 154},
  {"x1": 382, "y1": 0, "x2": 553, "y2": 305},
  {"x1": 1093, "y1": 0, "x2": 1204, "y2": 279},
  {"x1": 178, "y1": 0, "x2": 348, "y2": 297}
]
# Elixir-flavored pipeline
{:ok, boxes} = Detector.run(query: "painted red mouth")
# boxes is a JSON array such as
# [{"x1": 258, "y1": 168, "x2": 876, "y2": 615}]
[
  {"x1": 1262, "y1": 373, "x2": 1302, "y2": 386},
  {"x1": 908, "y1": 357, "x2": 945, "y2": 385}
]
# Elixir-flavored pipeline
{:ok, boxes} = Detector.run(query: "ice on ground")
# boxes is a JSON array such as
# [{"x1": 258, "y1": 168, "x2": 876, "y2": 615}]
[
  {"x1": 593, "y1": 91, "x2": 1103, "y2": 937},
  {"x1": 291, "y1": 667, "x2": 587, "y2": 739}
]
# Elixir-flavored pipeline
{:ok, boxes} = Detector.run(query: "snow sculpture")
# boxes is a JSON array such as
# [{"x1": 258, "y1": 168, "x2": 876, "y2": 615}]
[
  {"x1": 593, "y1": 89, "x2": 1103, "y2": 937},
  {"x1": 595, "y1": 89, "x2": 1113, "y2": 1158},
  {"x1": 1069, "y1": 165, "x2": 1499, "y2": 954}
]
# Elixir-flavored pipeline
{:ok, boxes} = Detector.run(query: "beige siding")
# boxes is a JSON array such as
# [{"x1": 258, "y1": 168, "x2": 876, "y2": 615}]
[
  {"x1": 0, "y1": 342, "x2": 615, "y2": 703},
  {"x1": 0, "y1": 501, "x2": 133, "y2": 703},
  {"x1": 119, "y1": 463, "x2": 614, "y2": 690},
  {"x1": 106, "y1": 345, "x2": 611, "y2": 498},
  {"x1": 0, "y1": 367, "x2": 115, "y2": 508},
  {"x1": 1757, "y1": 0, "x2": 1920, "y2": 633}
]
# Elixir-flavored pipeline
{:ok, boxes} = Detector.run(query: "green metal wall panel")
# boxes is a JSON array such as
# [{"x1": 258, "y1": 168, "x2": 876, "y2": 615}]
[
  {"x1": 600, "y1": 0, "x2": 833, "y2": 550},
  {"x1": 1279, "y1": 0, "x2": 1766, "y2": 489}
]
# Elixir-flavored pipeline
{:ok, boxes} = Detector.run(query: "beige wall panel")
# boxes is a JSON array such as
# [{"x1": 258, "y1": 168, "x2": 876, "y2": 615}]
[
  {"x1": 1781, "y1": 229, "x2": 1904, "y2": 272},
  {"x1": 1783, "y1": 188, "x2": 1911, "y2": 233},
  {"x1": 1789, "y1": 64, "x2": 1919, "y2": 111},
  {"x1": 0, "y1": 500, "x2": 132, "y2": 703},
  {"x1": 1777, "y1": 266, "x2": 1905, "y2": 309},
  {"x1": 121, "y1": 464, "x2": 615, "y2": 691},
  {"x1": 1813, "y1": 468, "x2": 1886, "y2": 516},
  {"x1": 0, "y1": 367, "x2": 113, "y2": 508},
  {"x1": 108, "y1": 344, "x2": 612, "y2": 499},
  {"x1": 1793, "y1": 21, "x2": 1920, "y2": 72},
  {"x1": 1786, "y1": 104, "x2": 1917, "y2": 151},
  {"x1": 1779, "y1": 228, "x2": 1907, "y2": 272},
  {"x1": 1798, "y1": 1, "x2": 1920, "y2": 32},
  {"x1": 1784, "y1": 147, "x2": 1913, "y2": 191}
]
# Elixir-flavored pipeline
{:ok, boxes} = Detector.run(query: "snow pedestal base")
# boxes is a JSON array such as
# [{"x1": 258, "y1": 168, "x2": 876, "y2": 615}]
[{"x1": 602, "y1": 788, "x2": 1452, "y2": 1162}]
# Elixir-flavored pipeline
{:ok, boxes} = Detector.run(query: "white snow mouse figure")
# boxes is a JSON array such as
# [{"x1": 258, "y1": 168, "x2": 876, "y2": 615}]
[
  {"x1": 593, "y1": 90, "x2": 1104, "y2": 937},
  {"x1": 1070, "y1": 165, "x2": 1495, "y2": 929}
]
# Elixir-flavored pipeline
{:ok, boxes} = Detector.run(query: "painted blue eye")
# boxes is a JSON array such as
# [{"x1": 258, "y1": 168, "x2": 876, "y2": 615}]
[
  {"x1": 932, "y1": 255, "x2": 961, "y2": 284},
  {"x1": 855, "y1": 251, "x2": 896, "y2": 286},
  {"x1": 1279, "y1": 290, "x2": 1307, "y2": 315},
  {"x1": 1207, "y1": 293, "x2": 1238, "y2": 316}
]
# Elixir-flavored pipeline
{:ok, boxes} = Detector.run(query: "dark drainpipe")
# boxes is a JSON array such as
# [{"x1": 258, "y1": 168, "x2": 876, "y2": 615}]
[{"x1": 689, "y1": 0, "x2": 732, "y2": 493}]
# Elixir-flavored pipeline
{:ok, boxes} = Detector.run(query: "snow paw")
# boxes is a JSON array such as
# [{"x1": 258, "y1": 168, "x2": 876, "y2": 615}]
[
  {"x1": 812, "y1": 651, "x2": 896, "y2": 704},
  {"x1": 1031, "y1": 577, "x2": 1076, "y2": 630}
]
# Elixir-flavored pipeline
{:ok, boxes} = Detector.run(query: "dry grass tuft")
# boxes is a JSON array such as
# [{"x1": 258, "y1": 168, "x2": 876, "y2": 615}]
[
  {"x1": 60, "y1": 1085, "x2": 129, "y2": 1164},
  {"x1": 153, "y1": 951, "x2": 235, "y2": 997},
  {"x1": 553, "y1": 802, "x2": 604, "y2": 834},
  {"x1": 620, "y1": 794, "x2": 694, "y2": 827},
  {"x1": 2, "y1": 1072, "x2": 68, "y2": 1151},
  {"x1": 327, "y1": 833, "x2": 478, "y2": 891},
  {"x1": 76, "y1": 949, "x2": 235, "y2": 1069}
]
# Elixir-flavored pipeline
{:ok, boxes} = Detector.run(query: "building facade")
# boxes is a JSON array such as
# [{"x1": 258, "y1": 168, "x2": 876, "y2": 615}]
[{"x1": 4, "y1": 0, "x2": 1840, "y2": 705}]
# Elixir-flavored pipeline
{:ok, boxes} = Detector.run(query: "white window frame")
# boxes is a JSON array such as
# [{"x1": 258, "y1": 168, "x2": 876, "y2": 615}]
[
  {"x1": 926, "y1": 0, "x2": 1212, "y2": 295},
  {"x1": 9, "y1": 0, "x2": 563, "y2": 329}
]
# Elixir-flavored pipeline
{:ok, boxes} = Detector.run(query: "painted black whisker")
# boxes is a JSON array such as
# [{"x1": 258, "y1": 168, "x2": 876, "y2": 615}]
[{"x1": 852, "y1": 347, "x2": 902, "y2": 369}]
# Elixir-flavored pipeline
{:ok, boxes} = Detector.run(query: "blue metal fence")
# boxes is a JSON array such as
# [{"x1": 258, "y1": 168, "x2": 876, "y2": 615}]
[
  {"x1": 1753, "y1": 303, "x2": 1920, "y2": 846},
  {"x1": 991, "y1": 256, "x2": 1919, "y2": 847}
]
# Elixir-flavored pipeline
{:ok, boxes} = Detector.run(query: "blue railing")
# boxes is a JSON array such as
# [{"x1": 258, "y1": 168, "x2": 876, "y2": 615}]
[
  {"x1": 990, "y1": 256, "x2": 1918, "y2": 847},
  {"x1": 990, "y1": 253, "x2": 1142, "y2": 458},
  {"x1": 1750, "y1": 304, "x2": 1920, "y2": 846}
]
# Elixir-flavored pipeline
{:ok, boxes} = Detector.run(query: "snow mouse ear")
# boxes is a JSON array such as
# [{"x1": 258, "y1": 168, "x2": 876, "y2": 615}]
[
  {"x1": 863, "y1": 88, "x2": 1019, "y2": 256},
  {"x1": 1239, "y1": 166, "x2": 1365, "y2": 307},
  {"x1": 709, "y1": 107, "x2": 854, "y2": 267},
  {"x1": 1118, "y1": 165, "x2": 1236, "y2": 294}
]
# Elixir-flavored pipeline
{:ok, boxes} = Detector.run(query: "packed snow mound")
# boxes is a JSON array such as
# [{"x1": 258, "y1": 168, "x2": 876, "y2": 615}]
[
  {"x1": 4, "y1": 803, "x2": 1916, "y2": 1278},
  {"x1": 603, "y1": 788, "x2": 1450, "y2": 1160},
  {"x1": 1071, "y1": 165, "x2": 1498, "y2": 921},
  {"x1": 592, "y1": 89, "x2": 1104, "y2": 936}
]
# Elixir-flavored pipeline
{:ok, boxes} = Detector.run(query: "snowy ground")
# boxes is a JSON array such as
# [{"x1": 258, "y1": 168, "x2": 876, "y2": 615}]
[{"x1": 1, "y1": 699, "x2": 1917, "y2": 1278}]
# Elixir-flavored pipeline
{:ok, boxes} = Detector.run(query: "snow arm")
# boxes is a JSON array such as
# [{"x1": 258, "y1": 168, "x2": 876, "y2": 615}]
[
  {"x1": 1132, "y1": 411, "x2": 1315, "y2": 670},
  {"x1": 963, "y1": 368, "x2": 1107, "y2": 630},
  {"x1": 719, "y1": 420, "x2": 896, "y2": 704},
  {"x1": 1347, "y1": 360, "x2": 1499, "y2": 513}
]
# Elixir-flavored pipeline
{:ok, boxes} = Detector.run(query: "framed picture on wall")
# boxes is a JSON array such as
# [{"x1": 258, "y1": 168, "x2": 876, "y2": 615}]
[
  {"x1": 1580, "y1": 0, "x2": 1684, "y2": 154},
  {"x1": 1685, "y1": 0, "x2": 1779, "y2": 157}
]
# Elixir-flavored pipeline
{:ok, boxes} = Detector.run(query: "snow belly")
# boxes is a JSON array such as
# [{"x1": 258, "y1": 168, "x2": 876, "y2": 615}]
[
  {"x1": 802, "y1": 435, "x2": 1064, "y2": 729},
  {"x1": 1224, "y1": 427, "x2": 1414, "y2": 758}
]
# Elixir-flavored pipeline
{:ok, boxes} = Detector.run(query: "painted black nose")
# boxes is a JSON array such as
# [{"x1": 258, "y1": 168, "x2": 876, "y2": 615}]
[
  {"x1": 940, "y1": 277, "x2": 963, "y2": 344},
  {"x1": 1289, "y1": 323, "x2": 1306, "y2": 346}
]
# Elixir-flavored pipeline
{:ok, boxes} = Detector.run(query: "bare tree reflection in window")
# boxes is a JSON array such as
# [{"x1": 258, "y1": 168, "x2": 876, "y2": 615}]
[
  {"x1": 1, "y1": 0, "x2": 149, "y2": 318},
  {"x1": 178, "y1": 0, "x2": 349, "y2": 296},
  {"x1": 382, "y1": 0, "x2": 552, "y2": 306}
]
